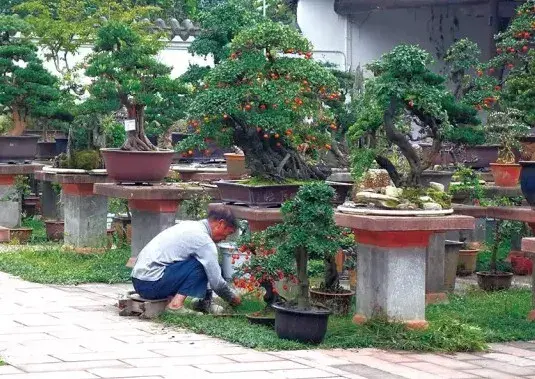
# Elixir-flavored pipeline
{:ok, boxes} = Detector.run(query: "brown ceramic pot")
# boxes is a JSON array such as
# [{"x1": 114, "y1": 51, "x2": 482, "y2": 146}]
[
  {"x1": 490, "y1": 163, "x2": 521, "y2": 187},
  {"x1": 476, "y1": 271, "x2": 513, "y2": 291},
  {"x1": 457, "y1": 249, "x2": 479, "y2": 276},
  {"x1": 45, "y1": 220, "x2": 64, "y2": 241},
  {"x1": 224, "y1": 153, "x2": 247, "y2": 179},
  {"x1": 0, "y1": 135, "x2": 39, "y2": 163},
  {"x1": 9, "y1": 228, "x2": 33, "y2": 244},
  {"x1": 309, "y1": 289, "x2": 355, "y2": 316},
  {"x1": 101, "y1": 148, "x2": 174, "y2": 183}
]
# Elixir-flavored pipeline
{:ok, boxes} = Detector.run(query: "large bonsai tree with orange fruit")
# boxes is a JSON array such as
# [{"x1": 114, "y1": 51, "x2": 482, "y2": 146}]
[{"x1": 180, "y1": 20, "x2": 340, "y2": 180}]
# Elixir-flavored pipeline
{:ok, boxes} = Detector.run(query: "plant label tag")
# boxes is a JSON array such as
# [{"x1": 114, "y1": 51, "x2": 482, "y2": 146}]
[{"x1": 124, "y1": 119, "x2": 136, "y2": 131}]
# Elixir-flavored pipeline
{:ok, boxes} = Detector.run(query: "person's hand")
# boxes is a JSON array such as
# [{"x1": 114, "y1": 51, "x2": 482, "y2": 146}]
[{"x1": 231, "y1": 295, "x2": 242, "y2": 307}]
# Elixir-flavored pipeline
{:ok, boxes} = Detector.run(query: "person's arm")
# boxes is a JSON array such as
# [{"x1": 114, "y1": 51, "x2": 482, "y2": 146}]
[{"x1": 194, "y1": 242, "x2": 238, "y2": 304}]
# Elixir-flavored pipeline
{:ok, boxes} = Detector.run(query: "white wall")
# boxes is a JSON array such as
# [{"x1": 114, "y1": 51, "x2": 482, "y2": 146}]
[{"x1": 297, "y1": 0, "x2": 492, "y2": 73}]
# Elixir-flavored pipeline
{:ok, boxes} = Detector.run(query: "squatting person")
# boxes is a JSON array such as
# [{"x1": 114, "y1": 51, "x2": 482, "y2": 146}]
[{"x1": 131, "y1": 206, "x2": 241, "y2": 314}]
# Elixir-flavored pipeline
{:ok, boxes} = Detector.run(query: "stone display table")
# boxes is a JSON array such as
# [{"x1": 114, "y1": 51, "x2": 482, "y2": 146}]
[
  {"x1": 521, "y1": 237, "x2": 535, "y2": 321},
  {"x1": 0, "y1": 164, "x2": 43, "y2": 228},
  {"x1": 208, "y1": 203, "x2": 282, "y2": 232},
  {"x1": 170, "y1": 164, "x2": 229, "y2": 182},
  {"x1": 94, "y1": 183, "x2": 219, "y2": 267},
  {"x1": 35, "y1": 171, "x2": 109, "y2": 251},
  {"x1": 335, "y1": 213, "x2": 474, "y2": 329}
]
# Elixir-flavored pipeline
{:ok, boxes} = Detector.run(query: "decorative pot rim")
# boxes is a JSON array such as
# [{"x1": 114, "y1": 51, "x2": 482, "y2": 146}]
[
  {"x1": 0, "y1": 134, "x2": 40, "y2": 140},
  {"x1": 489, "y1": 162, "x2": 521, "y2": 167},
  {"x1": 272, "y1": 302, "x2": 332, "y2": 316},
  {"x1": 216, "y1": 179, "x2": 351, "y2": 188},
  {"x1": 459, "y1": 249, "x2": 479, "y2": 254},
  {"x1": 475, "y1": 271, "x2": 514, "y2": 277},
  {"x1": 309, "y1": 288, "x2": 355, "y2": 297},
  {"x1": 10, "y1": 227, "x2": 33, "y2": 231},
  {"x1": 519, "y1": 160, "x2": 535, "y2": 165},
  {"x1": 44, "y1": 220, "x2": 65, "y2": 224},
  {"x1": 421, "y1": 170, "x2": 455, "y2": 175},
  {"x1": 445, "y1": 240, "x2": 464, "y2": 246},
  {"x1": 100, "y1": 148, "x2": 174, "y2": 154}
]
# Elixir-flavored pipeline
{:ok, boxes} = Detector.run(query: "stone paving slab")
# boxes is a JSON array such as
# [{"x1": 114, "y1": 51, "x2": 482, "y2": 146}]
[{"x1": 3, "y1": 271, "x2": 535, "y2": 378}]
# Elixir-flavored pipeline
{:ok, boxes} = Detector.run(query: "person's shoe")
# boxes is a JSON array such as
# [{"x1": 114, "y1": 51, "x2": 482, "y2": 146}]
[
  {"x1": 165, "y1": 307, "x2": 202, "y2": 315},
  {"x1": 191, "y1": 299, "x2": 225, "y2": 315}
]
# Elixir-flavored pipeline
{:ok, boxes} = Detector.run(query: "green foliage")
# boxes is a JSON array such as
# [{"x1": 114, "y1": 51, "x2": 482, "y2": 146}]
[
  {"x1": 0, "y1": 246, "x2": 131, "y2": 284},
  {"x1": 59, "y1": 149, "x2": 103, "y2": 170},
  {"x1": 183, "y1": 20, "x2": 339, "y2": 179},
  {"x1": 485, "y1": 109, "x2": 530, "y2": 163},
  {"x1": 487, "y1": 0, "x2": 535, "y2": 125},
  {"x1": 181, "y1": 193, "x2": 212, "y2": 219},
  {"x1": 0, "y1": 15, "x2": 66, "y2": 134},
  {"x1": 449, "y1": 166, "x2": 485, "y2": 204},
  {"x1": 442, "y1": 124, "x2": 485, "y2": 146},
  {"x1": 21, "y1": 217, "x2": 47, "y2": 244},
  {"x1": 349, "y1": 45, "x2": 480, "y2": 187}
]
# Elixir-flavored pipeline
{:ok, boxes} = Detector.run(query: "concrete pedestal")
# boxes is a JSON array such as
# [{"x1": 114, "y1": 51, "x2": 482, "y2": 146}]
[
  {"x1": 94, "y1": 183, "x2": 219, "y2": 267},
  {"x1": 335, "y1": 213, "x2": 474, "y2": 329},
  {"x1": 40, "y1": 181, "x2": 62, "y2": 220},
  {"x1": 0, "y1": 164, "x2": 42, "y2": 228},
  {"x1": 426, "y1": 233, "x2": 447, "y2": 304},
  {"x1": 63, "y1": 183, "x2": 108, "y2": 250},
  {"x1": 207, "y1": 204, "x2": 283, "y2": 232}
]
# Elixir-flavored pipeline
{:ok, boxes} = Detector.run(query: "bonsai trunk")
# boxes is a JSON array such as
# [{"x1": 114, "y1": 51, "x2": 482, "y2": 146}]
[
  {"x1": 490, "y1": 219, "x2": 503, "y2": 273},
  {"x1": 260, "y1": 281, "x2": 282, "y2": 306},
  {"x1": 121, "y1": 104, "x2": 156, "y2": 151},
  {"x1": 9, "y1": 107, "x2": 27, "y2": 136},
  {"x1": 233, "y1": 121, "x2": 330, "y2": 181},
  {"x1": 324, "y1": 255, "x2": 339, "y2": 291},
  {"x1": 295, "y1": 247, "x2": 310, "y2": 309}
]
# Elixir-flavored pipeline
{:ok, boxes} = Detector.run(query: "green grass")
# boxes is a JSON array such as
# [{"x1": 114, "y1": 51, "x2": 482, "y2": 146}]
[
  {"x1": 0, "y1": 246, "x2": 132, "y2": 284},
  {"x1": 161, "y1": 288, "x2": 535, "y2": 352},
  {"x1": 21, "y1": 217, "x2": 47, "y2": 244}
]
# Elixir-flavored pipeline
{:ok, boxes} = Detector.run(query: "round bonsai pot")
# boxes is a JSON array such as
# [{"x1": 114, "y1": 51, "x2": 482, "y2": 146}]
[
  {"x1": 9, "y1": 228, "x2": 33, "y2": 244},
  {"x1": 224, "y1": 153, "x2": 247, "y2": 180},
  {"x1": 36, "y1": 141, "x2": 57, "y2": 160},
  {"x1": 444, "y1": 240, "x2": 463, "y2": 292},
  {"x1": 55, "y1": 137, "x2": 68, "y2": 155},
  {"x1": 489, "y1": 163, "x2": 521, "y2": 187},
  {"x1": 462, "y1": 145, "x2": 500, "y2": 169},
  {"x1": 508, "y1": 251, "x2": 533, "y2": 276},
  {"x1": 101, "y1": 148, "x2": 174, "y2": 183},
  {"x1": 457, "y1": 249, "x2": 479, "y2": 276},
  {"x1": 272, "y1": 302, "x2": 331, "y2": 344},
  {"x1": 309, "y1": 288, "x2": 355, "y2": 316},
  {"x1": 420, "y1": 170, "x2": 454, "y2": 191},
  {"x1": 476, "y1": 271, "x2": 513, "y2": 291},
  {"x1": 23, "y1": 196, "x2": 40, "y2": 217},
  {"x1": 45, "y1": 220, "x2": 64, "y2": 241},
  {"x1": 519, "y1": 136, "x2": 535, "y2": 161},
  {"x1": 0, "y1": 135, "x2": 39, "y2": 163},
  {"x1": 520, "y1": 161, "x2": 535, "y2": 207}
]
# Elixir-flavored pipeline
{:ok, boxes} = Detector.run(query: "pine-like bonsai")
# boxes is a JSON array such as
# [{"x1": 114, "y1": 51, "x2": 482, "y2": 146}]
[
  {"x1": 0, "y1": 15, "x2": 64, "y2": 136},
  {"x1": 181, "y1": 20, "x2": 340, "y2": 180},
  {"x1": 349, "y1": 45, "x2": 480, "y2": 187},
  {"x1": 84, "y1": 21, "x2": 185, "y2": 151}
]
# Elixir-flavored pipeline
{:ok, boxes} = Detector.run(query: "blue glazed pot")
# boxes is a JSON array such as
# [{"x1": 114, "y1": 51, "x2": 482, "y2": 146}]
[{"x1": 520, "y1": 161, "x2": 535, "y2": 207}]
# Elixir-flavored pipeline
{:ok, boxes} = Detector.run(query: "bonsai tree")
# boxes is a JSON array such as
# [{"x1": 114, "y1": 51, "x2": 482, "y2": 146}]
[
  {"x1": 181, "y1": 20, "x2": 340, "y2": 180},
  {"x1": 349, "y1": 45, "x2": 480, "y2": 187},
  {"x1": 84, "y1": 21, "x2": 186, "y2": 151},
  {"x1": 487, "y1": 0, "x2": 535, "y2": 126},
  {"x1": 486, "y1": 109, "x2": 530, "y2": 164},
  {"x1": 0, "y1": 15, "x2": 64, "y2": 136},
  {"x1": 236, "y1": 182, "x2": 341, "y2": 310}
]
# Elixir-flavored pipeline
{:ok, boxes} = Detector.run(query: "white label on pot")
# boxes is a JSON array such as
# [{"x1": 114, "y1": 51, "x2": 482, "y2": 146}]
[{"x1": 124, "y1": 119, "x2": 136, "y2": 131}]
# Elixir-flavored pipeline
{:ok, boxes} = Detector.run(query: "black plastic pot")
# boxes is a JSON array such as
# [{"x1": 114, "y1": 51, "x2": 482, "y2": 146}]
[
  {"x1": 272, "y1": 303, "x2": 331, "y2": 344},
  {"x1": 55, "y1": 137, "x2": 68, "y2": 155},
  {"x1": 0, "y1": 135, "x2": 39, "y2": 163},
  {"x1": 476, "y1": 271, "x2": 513, "y2": 291},
  {"x1": 520, "y1": 161, "x2": 535, "y2": 207}
]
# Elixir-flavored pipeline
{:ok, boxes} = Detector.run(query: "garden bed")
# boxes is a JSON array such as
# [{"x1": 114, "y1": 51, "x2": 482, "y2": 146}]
[{"x1": 161, "y1": 288, "x2": 535, "y2": 352}]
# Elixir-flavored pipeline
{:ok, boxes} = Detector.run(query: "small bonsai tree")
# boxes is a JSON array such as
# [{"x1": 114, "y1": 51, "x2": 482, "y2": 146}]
[
  {"x1": 485, "y1": 109, "x2": 530, "y2": 164},
  {"x1": 487, "y1": 0, "x2": 535, "y2": 126},
  {"x1": 236, "y1": 182, "x2": 341, "y2": 309},
  {"x1": 349, "y1": 45, "x2": 480, "y2": 187},
  {"x1": 0, "y1": 15, "x2": 64, "y2": 136},
  {"x1": 84, "y1": 21, "x2": 186, "y2": 151},
  {"x1": 181, "y1": 20, "x2": 340, "y2": 180}
]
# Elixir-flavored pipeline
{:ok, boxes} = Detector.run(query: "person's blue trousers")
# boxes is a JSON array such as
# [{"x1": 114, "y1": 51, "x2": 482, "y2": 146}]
[{"x1": 132, "y1": 257, "x2": 208, "y2": 300}]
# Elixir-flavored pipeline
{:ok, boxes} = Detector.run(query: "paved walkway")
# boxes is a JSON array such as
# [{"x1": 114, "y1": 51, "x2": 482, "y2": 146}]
[{"x1": 1, "y1": 272, "x2": 535, "y2": 378}]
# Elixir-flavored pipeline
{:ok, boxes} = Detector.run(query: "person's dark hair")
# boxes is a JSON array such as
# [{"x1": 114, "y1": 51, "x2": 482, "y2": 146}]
[{"x1": 207, "y1": 206, "x2": 238, "y2": 229}]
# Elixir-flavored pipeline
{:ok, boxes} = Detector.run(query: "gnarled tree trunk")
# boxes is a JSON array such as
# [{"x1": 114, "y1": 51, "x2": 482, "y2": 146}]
[
  {"x1": 121, "y1": 104, "x2": 156, "y2": 151},
  {"x1": 295, "y1": 247, "x2": 310, "y2": 310},
  {"x1": 232, "y1": 121, "x2": 330, "y2": 181},
  {"x1": 9, "y1": 107, "x2": 26, "y2": 136}
]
